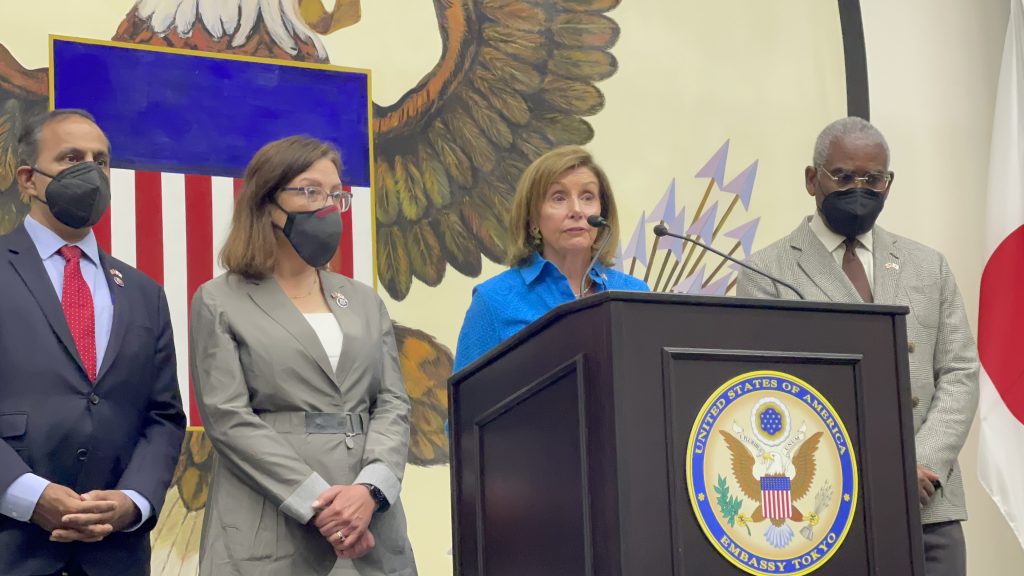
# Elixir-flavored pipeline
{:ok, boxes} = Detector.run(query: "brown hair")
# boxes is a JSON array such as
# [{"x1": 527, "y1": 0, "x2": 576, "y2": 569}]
[
  {"x1": 220, "y1": 136, "x2": 341, "y2": 278},
  {"x1": 506, "y1": 145, "x2": 620, "y2": 268}
]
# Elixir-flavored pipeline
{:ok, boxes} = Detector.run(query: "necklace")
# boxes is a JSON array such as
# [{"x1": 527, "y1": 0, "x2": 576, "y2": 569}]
[{"x1": 286, "y1": 273, "x2": 319, "y2": 300}]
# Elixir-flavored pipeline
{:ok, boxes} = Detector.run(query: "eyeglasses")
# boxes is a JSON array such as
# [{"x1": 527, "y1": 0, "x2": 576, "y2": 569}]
[
  {"x1": 817, "y1": 166, "x2": 893, "y2": 192},
  {"x1": 280, "y1": 186, "x2": 353, "y2": 212}
]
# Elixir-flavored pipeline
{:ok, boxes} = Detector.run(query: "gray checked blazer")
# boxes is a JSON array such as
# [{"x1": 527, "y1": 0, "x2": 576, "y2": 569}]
[
  {"x1": 190, "y1": 270, "x2": 416, "y2": 575},
  {"x1": 737, "y1": 216, "x2": 979, "y2": 525}
]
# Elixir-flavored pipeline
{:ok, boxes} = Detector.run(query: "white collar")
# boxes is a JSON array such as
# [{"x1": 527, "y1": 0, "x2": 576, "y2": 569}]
[{"x1": 809, "y1": 212, "x2": 873, "y2": 254}]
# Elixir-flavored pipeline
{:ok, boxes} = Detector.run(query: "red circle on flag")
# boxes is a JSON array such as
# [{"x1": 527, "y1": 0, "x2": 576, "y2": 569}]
[{"x1": 979, "y1": 224, "x2": 1024, "y2": 425}]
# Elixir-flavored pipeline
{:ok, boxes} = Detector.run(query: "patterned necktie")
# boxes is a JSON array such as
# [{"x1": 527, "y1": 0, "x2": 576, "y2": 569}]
[
  {"x1": 842, "y1": 238, "x2": 873, "y2": 304},
  {"x1": 58, "y1": 245, "x2": 97, "y2": 381}
]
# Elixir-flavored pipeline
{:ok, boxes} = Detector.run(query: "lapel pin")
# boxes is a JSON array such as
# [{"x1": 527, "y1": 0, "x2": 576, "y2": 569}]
[
  {"x1": 884, "y1": 262, "x2": 899, "y2": 271},
  {"x1": 109, "y1": 268, "x2": 125, "y2": 287},
  {"x1": 330, "y1": 290, "x2": 349, "y2": 309}
]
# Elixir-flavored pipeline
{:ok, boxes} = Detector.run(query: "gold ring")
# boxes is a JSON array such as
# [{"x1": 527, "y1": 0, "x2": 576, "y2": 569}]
[{"x1": 336, "y1": 530, "x2": 346, "y2": 543}]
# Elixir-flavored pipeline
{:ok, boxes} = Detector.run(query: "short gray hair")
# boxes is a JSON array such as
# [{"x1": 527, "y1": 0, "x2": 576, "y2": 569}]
[
  {"x1": 812, "y1": 116, "x2": 890, "y2": 168},
  {"x1": 16, "y1": 108, "x2": 101, "y2": 167}
]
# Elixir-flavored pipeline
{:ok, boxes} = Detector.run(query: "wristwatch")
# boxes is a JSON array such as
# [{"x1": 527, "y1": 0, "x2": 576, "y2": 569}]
[{"x1": 358, "y1": 483, "x2": 390, "y2": 513}]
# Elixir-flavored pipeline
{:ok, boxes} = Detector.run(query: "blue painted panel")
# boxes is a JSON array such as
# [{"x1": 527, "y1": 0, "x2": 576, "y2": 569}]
[{"x1": 52, "y1": 39, "x2": 371, "y2": 186}]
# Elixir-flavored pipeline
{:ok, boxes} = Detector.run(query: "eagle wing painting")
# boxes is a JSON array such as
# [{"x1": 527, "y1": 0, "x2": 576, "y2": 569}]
[{"x1": 0, "y1": 43, "x2": 47, "y2": 234}]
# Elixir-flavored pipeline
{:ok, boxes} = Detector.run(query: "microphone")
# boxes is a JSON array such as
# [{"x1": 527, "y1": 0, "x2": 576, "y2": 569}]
[
  {"x1": 582, "y1": 215, "x2": 612, "y2": 299},
  {"x1": 652, "y1": 223, "x2": 805, "y2": 300}
]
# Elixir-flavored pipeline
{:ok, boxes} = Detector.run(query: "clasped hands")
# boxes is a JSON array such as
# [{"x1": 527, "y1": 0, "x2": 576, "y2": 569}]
[
  {"x1": 32, "y1": 484, "x2": 139, "y2": 542},
  {"x1": 312, "y1": 484, "x2": 377, "y2": 559}
]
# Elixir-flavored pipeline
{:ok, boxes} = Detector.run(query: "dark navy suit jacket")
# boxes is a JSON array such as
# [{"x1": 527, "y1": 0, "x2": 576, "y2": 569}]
[{"x1": 0, "y1": 224, "x2": 186, "y2": 576}]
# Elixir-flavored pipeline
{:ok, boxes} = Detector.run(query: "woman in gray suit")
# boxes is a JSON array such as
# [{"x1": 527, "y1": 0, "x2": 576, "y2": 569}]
[{"x1": 189, "y1": 136, "x2": 416, "y2": 575}]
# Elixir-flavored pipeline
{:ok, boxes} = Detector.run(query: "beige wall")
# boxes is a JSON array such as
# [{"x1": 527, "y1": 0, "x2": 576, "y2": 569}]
[{"x1": 0, "y1": 3, "x2": 126, "y2": 66}]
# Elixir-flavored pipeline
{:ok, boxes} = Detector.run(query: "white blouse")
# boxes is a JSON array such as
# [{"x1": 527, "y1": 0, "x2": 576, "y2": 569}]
[{"x1": 303, "y1": 313, "x2": 343, "y2": 371}]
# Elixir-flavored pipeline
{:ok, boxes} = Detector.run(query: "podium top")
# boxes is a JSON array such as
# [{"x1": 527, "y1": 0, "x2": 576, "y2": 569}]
[{"x1": 449, "y1": 291, "x2": 909, "y2": 383}]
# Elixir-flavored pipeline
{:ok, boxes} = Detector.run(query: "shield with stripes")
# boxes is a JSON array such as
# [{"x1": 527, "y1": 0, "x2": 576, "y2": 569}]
[
  {"x1": 760, "y1": 474, "x2": 793, "y2": 520},
  {"x1": 51, "y1": 37, "x2": 374, "y2": 425}
]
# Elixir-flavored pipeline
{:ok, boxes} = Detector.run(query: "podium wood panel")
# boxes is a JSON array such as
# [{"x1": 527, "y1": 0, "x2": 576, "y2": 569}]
[{"x1": 450, "y1": 292, "x2": 924, "y2": 576}]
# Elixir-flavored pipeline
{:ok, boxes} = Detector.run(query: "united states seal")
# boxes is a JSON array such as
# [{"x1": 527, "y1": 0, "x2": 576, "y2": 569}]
[{"x1": 686, "y1": 370, "x2": 858, "y2": 575}]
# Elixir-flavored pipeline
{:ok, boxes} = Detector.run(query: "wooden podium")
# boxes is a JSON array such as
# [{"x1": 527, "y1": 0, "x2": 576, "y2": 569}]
[{"x1": 448, "y1": 292, "x2": 925, "y2": 576}]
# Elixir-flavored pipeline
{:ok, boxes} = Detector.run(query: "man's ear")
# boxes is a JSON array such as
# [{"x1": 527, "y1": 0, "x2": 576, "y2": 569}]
[
  {"x1": 804, "y1": 166, "x2": 817, "y2": 197},
  {"x1": 15, "y1": 165, "x2": 37, "y2": 202},
  {"x1": 880, "y1": 172, "x2": 895, "y2": 201}
]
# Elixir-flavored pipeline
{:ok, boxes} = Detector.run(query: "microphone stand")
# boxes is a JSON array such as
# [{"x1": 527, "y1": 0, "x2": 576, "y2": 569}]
[
  {"x1": 652, "y1": 224, "x2": 805, "y2": 300},
  {"x1": 582, "y1": 215, "x2": 614, "y2": 299}
]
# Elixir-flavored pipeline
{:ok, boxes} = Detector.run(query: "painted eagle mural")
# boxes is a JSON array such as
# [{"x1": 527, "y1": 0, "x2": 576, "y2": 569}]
[{"x1": 0, "y1": 0, "x2": 620, "y2": 570}]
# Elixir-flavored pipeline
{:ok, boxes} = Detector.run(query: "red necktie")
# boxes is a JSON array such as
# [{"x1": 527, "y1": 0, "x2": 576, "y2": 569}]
[
  {"x1": 842, "y1": 238, "x2": 873, "y2": 304},
  {"x1": 58, "y1": 245, "x2": 97, "y2": 382}
]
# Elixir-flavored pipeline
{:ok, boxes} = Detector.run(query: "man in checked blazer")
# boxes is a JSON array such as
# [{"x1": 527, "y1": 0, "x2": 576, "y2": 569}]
[{"x1": 737, "y1": 117, "x2": 979, "y2": 576}]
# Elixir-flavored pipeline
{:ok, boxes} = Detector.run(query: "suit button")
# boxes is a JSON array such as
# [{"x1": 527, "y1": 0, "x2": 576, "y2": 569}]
[
  {"x1": 908, "y1": 341, "x2": 916, "y2": 353},
  {"x1": 76, "y1": 448, "x2": 88, "y2": 461},
  {"x1": 89, "y1": 394, "x2": 100, "y2": 405},
  {"x1": 912, "y1": 396, "x2": 920, "y2": 408}
]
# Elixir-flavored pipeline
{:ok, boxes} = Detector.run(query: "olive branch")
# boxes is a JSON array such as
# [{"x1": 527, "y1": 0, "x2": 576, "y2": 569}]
[{"x1": 714, "y1": 475, "x2": 751, "y2": 536}]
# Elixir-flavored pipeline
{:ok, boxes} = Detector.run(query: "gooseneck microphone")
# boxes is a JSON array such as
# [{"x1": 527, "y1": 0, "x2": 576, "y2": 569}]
[
  {"x1": 652, "y1": 223, "x2": 805, "y2": 300},
  {"x1": 582, "y1": 215, "x2": 613, "y2": 299}
]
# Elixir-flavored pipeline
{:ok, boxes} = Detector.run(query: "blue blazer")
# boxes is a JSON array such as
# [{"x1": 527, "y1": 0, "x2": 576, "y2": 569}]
[
  {"x1": 454, "y1": 253, "x2": 650, "y2": 371},
  {"x1": 0, "y1": 224, "x2": 186, "y2": 576}
]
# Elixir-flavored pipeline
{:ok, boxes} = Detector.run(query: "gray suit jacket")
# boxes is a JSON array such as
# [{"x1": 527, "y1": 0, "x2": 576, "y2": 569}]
[
  {"x1": 737, "y1": 216, "x2": 979, "y2": 525},
  {"x1": 190, "y1": 271, "x2": 416, "y2": 575}
]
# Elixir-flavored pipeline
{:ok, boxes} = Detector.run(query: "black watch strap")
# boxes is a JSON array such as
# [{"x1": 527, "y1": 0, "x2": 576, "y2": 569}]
[{"x1": 359, "y1": 483, "x2": 390, "y2": 513}]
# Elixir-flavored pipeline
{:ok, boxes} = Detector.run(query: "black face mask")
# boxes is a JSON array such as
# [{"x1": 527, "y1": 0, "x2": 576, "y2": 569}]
[
  {"x1": 273, "y1": 202, "x2": 343, "y2": 268},
  {"x1": 33, "y1": 162, "x2": 111, "y2": 229},
  {"x1": 820, "y1": 187, "x2": 886, "y2": 238}
]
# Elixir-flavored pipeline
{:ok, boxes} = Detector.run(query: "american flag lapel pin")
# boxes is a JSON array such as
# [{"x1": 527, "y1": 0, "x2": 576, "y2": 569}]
[
  {"x1": 330, "y1": 290, "x2": 349, "y2": 309},
  {"x1": 109, "y1": 268, "x2": 125, "y2": 287},
  {"x1": 884, "y1": 262, "x2": 899, "y2": 271}
]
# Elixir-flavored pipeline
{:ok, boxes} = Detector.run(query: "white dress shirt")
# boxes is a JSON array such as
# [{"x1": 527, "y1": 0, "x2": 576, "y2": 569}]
[
  {"x1": 808, "y1": 212, "x2": 875, "y2": 291},
  {"x1": 304, "y1": 312, "x2": 344, "y2": 371}
]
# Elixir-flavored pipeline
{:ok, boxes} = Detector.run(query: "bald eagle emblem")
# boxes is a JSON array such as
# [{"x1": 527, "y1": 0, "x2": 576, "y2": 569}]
[
  {"x1": 721, "y1": 413, "x2": 822, "y2": 549},
  {"x1": 686, "y1": 371, "x2": 858, "y2": 575}
]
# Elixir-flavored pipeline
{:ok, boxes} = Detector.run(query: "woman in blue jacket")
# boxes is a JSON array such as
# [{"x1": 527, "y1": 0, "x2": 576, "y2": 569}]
[{"x1": 454, "y1": 145, "x2": 649, "y2": 371}]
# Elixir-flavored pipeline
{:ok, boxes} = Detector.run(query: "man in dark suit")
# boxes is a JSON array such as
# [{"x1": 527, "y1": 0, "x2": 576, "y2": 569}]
[{"x1": 0, "y1": 109, "x2": 186, "y2": 576}]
